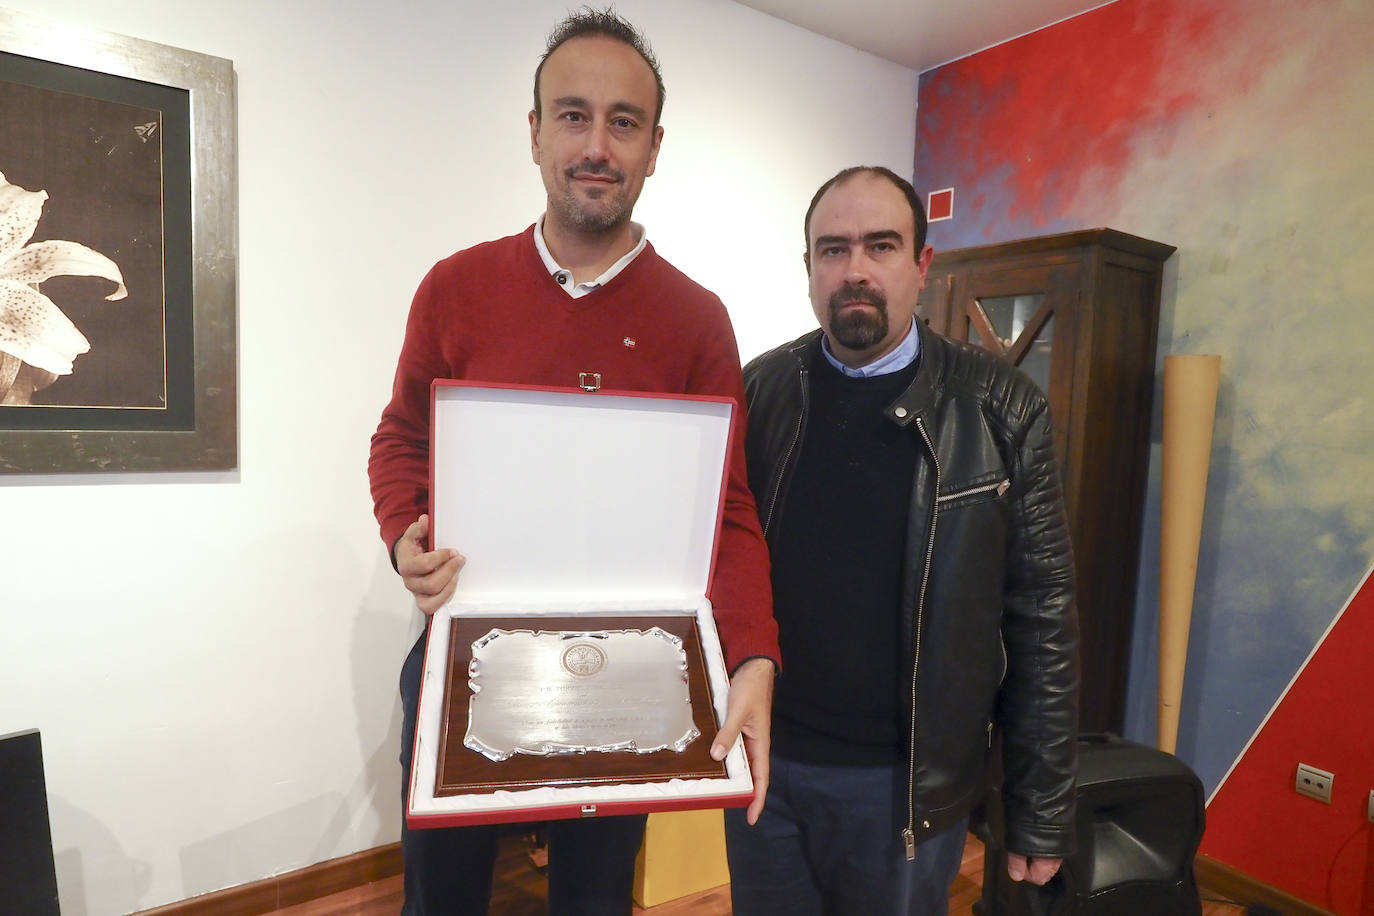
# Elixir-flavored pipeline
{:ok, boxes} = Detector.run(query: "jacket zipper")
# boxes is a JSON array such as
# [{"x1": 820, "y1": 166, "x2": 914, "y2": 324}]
[
  {"x1": 905, "y1": 417, "x2": 941, "y2": 861},
  {"x1": 935, "y1": 477, "x2": 1011, "y2": 504},
  {"x1": 760, "y1": 365, "x2": 808, "y2": 538}
]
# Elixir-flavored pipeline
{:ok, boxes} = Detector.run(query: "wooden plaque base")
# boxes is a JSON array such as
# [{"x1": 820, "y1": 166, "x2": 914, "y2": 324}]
[{"x1": 436, "y1": 615, "x2": 726, "y2": 797}]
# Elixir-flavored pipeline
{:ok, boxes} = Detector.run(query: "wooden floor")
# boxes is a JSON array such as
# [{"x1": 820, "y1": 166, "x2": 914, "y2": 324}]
[{"x1": 269, "y1": 833, "x2": 1242, "y2": 915}]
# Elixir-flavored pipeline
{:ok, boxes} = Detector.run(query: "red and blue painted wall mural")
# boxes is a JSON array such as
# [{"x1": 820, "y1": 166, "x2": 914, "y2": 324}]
[{"x1": 914, "y1": 0, "x2": 1374, "y2": 909}]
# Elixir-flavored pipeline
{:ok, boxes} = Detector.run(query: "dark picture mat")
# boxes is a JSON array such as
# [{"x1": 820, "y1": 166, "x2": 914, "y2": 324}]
[
  {"x1": 436, "y1": 615, "x2": 727, "y2": 797},
  {"x1": 0, "y1": 49, "x2": 193, "y2": 427}
]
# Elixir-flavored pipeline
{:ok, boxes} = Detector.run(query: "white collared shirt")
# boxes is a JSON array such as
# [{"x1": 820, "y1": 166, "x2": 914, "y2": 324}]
[
  {"x1": 534, "y1": 214, "x2": 649, "y2": 298},
  {"x1": 820, "y1": 318, "x2": 922, "y2": 378}
]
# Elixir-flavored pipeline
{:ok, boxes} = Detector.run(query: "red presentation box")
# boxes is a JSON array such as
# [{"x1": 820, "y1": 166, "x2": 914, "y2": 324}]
[{"x1": 406, "y1": 381, "x2": 754, "y2": 829}]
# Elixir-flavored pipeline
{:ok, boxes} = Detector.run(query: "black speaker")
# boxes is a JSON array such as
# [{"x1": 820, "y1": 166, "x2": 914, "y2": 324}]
[
  {"x1": 975, "y1": 733, "x2": 1205, "y2": 916},
  {"x1": 0, "y1": 729, "x2": 61, "y2": 916}
]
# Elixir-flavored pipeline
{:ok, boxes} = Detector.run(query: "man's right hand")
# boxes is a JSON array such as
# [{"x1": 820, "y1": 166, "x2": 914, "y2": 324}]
[{"x1": 395, "y1": 514, "x2": 465, "y2": 615}]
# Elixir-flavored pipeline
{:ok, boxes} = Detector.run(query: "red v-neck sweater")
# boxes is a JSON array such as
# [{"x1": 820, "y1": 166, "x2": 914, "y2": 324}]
[{"x1": 369, "y1": 226, "x2": 779, "y2": 670}]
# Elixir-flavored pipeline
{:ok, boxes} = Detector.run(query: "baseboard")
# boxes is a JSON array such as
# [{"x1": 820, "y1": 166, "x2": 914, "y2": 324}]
[
  {"x1": 133, "y1": 842, "x2": 402, "y2": 916},
  {"x1": 1196, "y1": 854, "x2": 1338, "y2": 916},
  {"x1": 127, "y1": 842, "x2": 1340, "y2": 916}
]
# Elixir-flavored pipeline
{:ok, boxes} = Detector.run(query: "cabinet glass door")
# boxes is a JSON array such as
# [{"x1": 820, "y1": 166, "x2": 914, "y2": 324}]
[
  {"x1": 951, "y1": 263, "x2": 1080, "y2": 482},
  {"x1": 966, "y1": 293, "x2": 1053, "y2": 395}
]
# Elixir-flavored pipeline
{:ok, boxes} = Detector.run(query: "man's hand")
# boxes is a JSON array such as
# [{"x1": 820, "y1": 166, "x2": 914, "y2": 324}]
[
  {"x1": 395, "y1": 514, "x2": 465, "y2": 615},
  {"x1": 1007, "y1": 854, "x2": 1062, "y2": 886},
  {"x1": 710, "y1": 656, "x2": 775, "y2": 825}
]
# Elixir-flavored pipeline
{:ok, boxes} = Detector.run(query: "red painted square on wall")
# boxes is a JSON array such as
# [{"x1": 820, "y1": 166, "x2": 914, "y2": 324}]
[{"x1": 928, "y1": 188, "x2": 954, "y2": 222}]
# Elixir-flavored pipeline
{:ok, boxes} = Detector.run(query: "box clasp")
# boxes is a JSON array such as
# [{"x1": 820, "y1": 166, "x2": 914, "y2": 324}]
[
  {"x1": 580, "y1": 804, "x2": 598, "y2": 817},
  {"x1": 578, "y1": 372, "x2": 602, "y2": 392}
]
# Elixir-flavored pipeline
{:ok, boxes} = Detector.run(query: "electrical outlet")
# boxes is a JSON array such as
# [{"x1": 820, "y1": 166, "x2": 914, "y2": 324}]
[{"x1": 1295, "y1": 763, "x2": 1333, "y2": 803}]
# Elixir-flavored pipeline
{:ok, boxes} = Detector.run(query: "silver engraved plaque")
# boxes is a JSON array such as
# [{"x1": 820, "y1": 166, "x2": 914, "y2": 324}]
[{"x1": 464, "y1": 627, "x2": 700, "y2": 762}]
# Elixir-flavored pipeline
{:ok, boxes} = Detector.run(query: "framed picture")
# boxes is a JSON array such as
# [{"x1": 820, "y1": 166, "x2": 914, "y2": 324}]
[{"x1": 0, "y1": 9, "x2": 236, "y2": 472}]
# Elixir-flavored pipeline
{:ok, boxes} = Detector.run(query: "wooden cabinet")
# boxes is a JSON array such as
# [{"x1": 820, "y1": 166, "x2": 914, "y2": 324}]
[{"x1": 917, "y1": 229, "x2": 1175, "y2": 733}]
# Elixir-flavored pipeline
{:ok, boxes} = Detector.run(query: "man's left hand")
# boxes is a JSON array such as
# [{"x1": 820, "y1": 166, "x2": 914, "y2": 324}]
[
  {"x1": 710, "y1": 656, "x2": 775, "y2": 825},
  {"x1": 1007, "y1": 854, "x2": 1062, "y2": 885}
]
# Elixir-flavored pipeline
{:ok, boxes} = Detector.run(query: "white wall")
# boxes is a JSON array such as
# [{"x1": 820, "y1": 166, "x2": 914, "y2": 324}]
[{"x1": 0, "y1": 1, "x2": 915, "y2": 911}]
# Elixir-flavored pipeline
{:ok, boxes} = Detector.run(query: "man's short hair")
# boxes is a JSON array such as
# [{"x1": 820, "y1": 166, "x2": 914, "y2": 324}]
[
  {"x1": 803, "y1": 166, "x2": 929, "y2": 261},
  {"x1": 533, "y1": 7, "x2": 666, "y2": 126}
]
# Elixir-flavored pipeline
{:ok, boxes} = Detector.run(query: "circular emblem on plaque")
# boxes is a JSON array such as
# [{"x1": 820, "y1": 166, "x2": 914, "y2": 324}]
[{"x1": 562, "y1": 642, "x2": 607, "y2": 677}]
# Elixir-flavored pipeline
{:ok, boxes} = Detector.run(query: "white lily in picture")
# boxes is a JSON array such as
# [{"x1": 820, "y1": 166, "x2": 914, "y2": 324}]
[{"x1": 1, "y1": 169, "x2": 127, "y2": 403}]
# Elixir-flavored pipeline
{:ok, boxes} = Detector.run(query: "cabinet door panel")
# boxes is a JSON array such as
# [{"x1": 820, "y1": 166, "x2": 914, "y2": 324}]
[
  {"x1": 918, "y1": 272, "x2": 956, "y2": 335},
  {"x1": 957, "y1": 263, "x2": 1080, "y2": 498}
]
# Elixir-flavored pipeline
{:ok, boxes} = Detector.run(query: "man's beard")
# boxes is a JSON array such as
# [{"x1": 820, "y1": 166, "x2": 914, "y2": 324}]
[
  {"x1": 549, "y1": 161, "x2": 633, "y2": 233},
  {"x1": 827, "y1": 283, "x2": 888, "y2": 351}
]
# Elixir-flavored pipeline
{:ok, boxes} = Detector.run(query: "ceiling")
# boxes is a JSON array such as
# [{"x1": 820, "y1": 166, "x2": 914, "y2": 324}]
[{"x1": 732, "y1": 0, "x2": 1111, "y2": 72}]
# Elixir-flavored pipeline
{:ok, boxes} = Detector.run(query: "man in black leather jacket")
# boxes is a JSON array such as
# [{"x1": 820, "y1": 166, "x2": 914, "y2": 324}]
[{"x1": 724, "y1": 166, "x2": 1078, "y2": 915}]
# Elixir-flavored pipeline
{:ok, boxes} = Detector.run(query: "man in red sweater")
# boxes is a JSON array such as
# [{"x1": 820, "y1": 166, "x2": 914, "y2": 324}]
[{"x1": 368, "y1": 9, "x2": 779, "y2": 915}]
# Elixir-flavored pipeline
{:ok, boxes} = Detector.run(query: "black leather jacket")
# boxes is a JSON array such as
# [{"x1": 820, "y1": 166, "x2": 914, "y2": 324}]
[{"x1": 743, "y1": 323, "x2": 1079, "y2": 859}]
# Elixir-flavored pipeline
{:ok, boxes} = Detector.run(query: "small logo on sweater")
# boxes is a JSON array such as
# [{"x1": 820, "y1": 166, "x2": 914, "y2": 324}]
[{"x1": 623, "y1": 337, "x2": 637, "y2": 349}]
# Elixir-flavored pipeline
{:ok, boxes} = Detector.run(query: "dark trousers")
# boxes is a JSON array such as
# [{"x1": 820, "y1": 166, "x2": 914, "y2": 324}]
[
  {"x1": 399, "y1": 632, "x2": 647, "y2": 915},
  {"x1": 724, "y1": 754, "x2": 968, "y2": 916}
]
